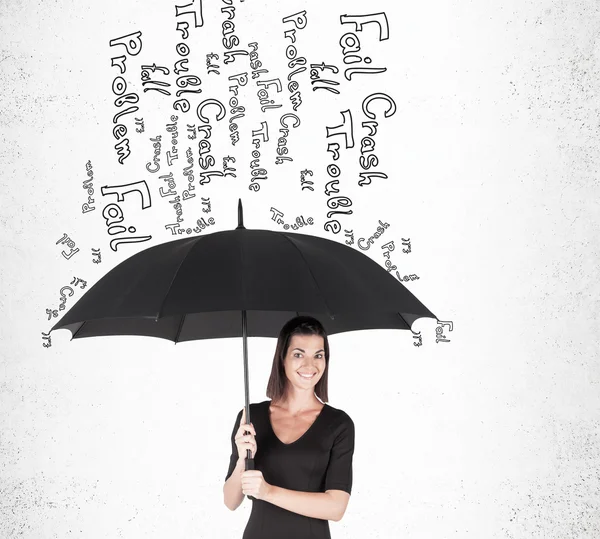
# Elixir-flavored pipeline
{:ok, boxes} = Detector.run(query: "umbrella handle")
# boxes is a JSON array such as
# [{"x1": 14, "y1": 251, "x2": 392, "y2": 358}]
[{"x1": 245, "y1": 450, "x2": 255, "y2": 500}]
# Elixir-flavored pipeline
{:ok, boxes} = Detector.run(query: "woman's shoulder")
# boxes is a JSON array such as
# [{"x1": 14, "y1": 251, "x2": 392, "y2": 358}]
[
  {"x1": 324, "y1": 402, "x2": 354, "y2": 426},
  {"x1": 235, "y1": 400, "x2": 270, "y2": 415},
  {"x1": 233, "y1": 400, "x2": 269, "y2": 418}
]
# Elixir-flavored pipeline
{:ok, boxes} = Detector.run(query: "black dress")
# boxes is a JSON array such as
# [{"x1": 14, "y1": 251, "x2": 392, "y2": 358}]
[{"x1": 225, "y1": 400, "x2": 355, "y2": 539}]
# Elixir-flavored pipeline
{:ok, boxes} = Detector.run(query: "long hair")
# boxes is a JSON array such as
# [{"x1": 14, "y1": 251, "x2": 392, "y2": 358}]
[{"x1": 266, "y1": 316, "x2": 330, "y2": 403}]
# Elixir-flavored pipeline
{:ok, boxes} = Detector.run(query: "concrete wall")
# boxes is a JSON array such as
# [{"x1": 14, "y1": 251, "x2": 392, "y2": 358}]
[{"x1": 1, "y1": 0, "x2": 598, "y2": 537}]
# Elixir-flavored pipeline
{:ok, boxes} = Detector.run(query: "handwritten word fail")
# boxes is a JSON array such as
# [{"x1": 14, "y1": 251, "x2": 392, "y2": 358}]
[{"x1": 339, "y1": 12, "x2": 389, "y2": 80}]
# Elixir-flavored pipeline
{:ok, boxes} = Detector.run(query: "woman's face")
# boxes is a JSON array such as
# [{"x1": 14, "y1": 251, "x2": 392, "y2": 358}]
[{"x1": 282, "y1": 333, "x2": 326, "y2": 393}]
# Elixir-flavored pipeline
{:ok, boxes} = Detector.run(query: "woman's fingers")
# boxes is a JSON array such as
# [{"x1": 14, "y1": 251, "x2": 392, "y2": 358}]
[
  {"x1": 240, "y1": 408, "x2": 256, "y2": 434},
  {"x1": 240, "y1": 425, "x2": 255, "y2": 437},
  {"x1": 235, "y1": 435, "x2": 256, "y2": 444},
  {"x1": 235, "y1": 433, "x2": 257, "y2": 458},
  {"x1": 237, "y1": 408, "x2": 258, "y2": 457}
]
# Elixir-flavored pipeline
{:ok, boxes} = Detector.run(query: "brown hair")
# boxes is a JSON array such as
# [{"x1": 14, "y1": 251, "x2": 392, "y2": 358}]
[{"x1": 266, "y1": 316, "x2": 330, "y2": 403}]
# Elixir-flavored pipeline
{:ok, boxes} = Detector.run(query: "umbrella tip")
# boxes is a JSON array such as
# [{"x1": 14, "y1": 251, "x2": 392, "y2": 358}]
[{"x1": 236, "y1": 198, "x2": 245, "y2": 230}]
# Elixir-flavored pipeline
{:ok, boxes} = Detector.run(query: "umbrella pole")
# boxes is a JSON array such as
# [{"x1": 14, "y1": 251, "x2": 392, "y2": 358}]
[
  {"x1": 242, "y1": 309, "x2": 255, "y2": 473},
  {"x1": 242, "y1": 309, "x2": 256, "y2": 501}
]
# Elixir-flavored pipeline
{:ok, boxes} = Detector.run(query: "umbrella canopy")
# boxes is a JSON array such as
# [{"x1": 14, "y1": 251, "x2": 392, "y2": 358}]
[{"x1": 51, "y1": 203, "x2": 436, "y2": 341}]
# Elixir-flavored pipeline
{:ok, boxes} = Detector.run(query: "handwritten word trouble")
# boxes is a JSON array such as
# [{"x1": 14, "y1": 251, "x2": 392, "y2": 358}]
[
  {"x1": 166, "y1": 217, "x2": 215, "y2": 236},
  {"x1": 323, "y1": 110, "x2": 355, "y2": 234},
  {"x1": 270, "y1": 208, "x2": 314, "y2": 231},
  {"x1": 249, "y1": 121, "x2": 268, "y2": 192},
  {"x1": 174, "y1": 0, "x2": 204, "y2": 37}
]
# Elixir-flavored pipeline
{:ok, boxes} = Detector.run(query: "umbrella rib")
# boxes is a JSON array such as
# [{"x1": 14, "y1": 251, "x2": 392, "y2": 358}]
[
  {"x1": 174, "y1": 313, "x2": 186, "y2": 343},
  {"x1": 71, "y1": 321, "x2": 86, "y2": 340},
  {"x1": 396, "y1": 312, "x2": 410, "y2": 330},
  {"x1": 279, "y1": 232, "x2": 335, "y2": 319},
  {"x1": 155, "y1": 236, "x2": 204, "y2": 320}
]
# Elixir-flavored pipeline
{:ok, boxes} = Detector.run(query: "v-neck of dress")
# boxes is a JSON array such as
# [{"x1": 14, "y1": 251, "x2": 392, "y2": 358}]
[{"x1": 267, "y1": 401, "x2": 328, "y2": 446}]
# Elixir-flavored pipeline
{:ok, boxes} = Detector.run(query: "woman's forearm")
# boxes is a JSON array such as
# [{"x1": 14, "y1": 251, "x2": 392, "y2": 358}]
[
  {"x1": 264, "y1": 485, "x2": 342, "y2": 522},
  {"x1": 223, "y1": 458, "x2": 245, "y2": 510}
]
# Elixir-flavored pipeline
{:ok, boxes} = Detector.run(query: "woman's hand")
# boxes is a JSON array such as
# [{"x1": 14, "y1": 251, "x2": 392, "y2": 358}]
[
  {"x1": 241, "y1": 470, "x2": 272, "y2": 500},
  {"x1": 235, "y1": 407, "x2": 257, "y2": 459}
]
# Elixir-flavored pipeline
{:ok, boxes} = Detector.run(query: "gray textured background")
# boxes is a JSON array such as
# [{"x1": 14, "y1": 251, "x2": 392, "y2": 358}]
[{"x1": 1, "y1": 0, "x2": 598, "y2": 537}]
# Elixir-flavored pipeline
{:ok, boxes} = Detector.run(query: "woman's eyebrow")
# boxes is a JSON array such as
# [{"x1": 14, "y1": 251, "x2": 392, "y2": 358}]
[{"x1": 292, "y1": 348, "x2": 325, "y2": 354}]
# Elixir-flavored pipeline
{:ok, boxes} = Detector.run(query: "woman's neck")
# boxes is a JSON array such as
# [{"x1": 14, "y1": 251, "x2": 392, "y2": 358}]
[{"x1": 273, "y1": 391, "x2": 322, "y2": 415}]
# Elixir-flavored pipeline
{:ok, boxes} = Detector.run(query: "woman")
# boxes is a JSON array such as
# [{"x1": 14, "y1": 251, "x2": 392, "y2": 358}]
[{"x1": 223, "y1": 316, "x2": 355, "y2": 539}]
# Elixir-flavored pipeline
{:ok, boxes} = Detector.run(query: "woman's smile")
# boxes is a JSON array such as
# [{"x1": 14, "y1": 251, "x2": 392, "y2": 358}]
[{"x1": 283, "y1": 333, "x2": 326, "y2": 389}]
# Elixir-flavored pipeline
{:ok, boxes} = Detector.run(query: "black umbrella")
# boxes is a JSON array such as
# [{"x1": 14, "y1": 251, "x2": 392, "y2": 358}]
[{"x1": 51, "y1": 199, "x2": 437, "y2": 472}]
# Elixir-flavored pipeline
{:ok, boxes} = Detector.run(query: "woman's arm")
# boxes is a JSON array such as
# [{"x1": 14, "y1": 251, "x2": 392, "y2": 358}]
[
  {"x1": 264, "y1": 486, "x2": 350, "y2": 522},
  {"x1": 223, "y1": 458, "x2": 246, "y2": 511}
]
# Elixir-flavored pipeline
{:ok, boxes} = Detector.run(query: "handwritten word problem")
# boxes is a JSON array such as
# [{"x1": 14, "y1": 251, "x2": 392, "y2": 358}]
[
  {"x1": 281, "y1": 11, "x2": 308, "y2": 111},
  {"x1": 381, "y1": 241, "x2": 420, "y2": 283},
  {"x1": 108, "y1": 31, "x2": 142, "y2": 164},
  {"x1": 182, "y1": 147, "x2": 197, "y2": 199},
  {"x1": 82, "y1": 160, "x2": 96, "y2": 214},
  {"x1": 227, "y1": 71, "x2": 246, "y2": 144}
]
